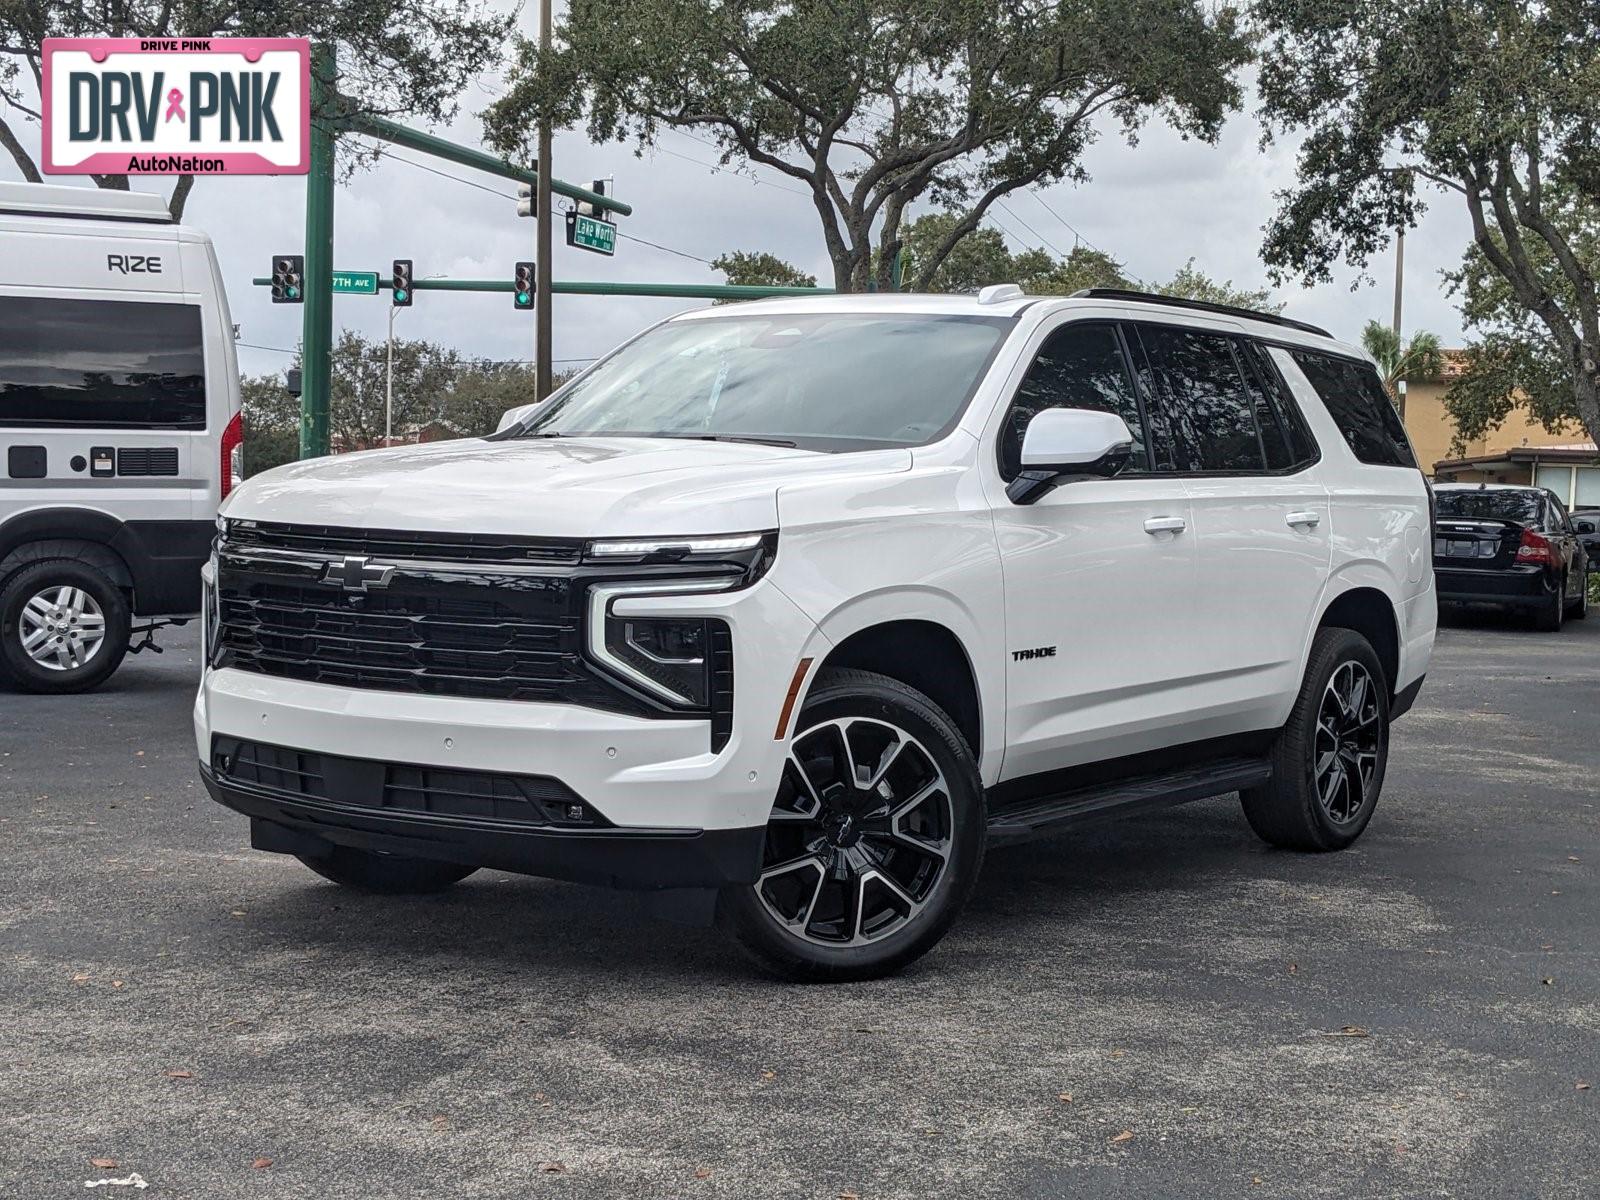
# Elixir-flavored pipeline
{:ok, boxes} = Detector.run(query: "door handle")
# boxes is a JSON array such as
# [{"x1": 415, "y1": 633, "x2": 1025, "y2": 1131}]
[
  {"x1": 1143, "y1": 516, "x2": 1187, "y2": 535},
  {"x1": 1285, "y1": 511, "x2": 1322, "y2": 529}
]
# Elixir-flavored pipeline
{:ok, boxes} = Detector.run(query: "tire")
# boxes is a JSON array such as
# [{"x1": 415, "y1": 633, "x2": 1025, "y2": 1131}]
[
  {"x1": 1565, "y1": 573, "x2": 1588, "y2": 620},
  {"x1": 0, "y1": 559, "x2": 131, "y2": 694},
  {"x1": 1532, "y1": 575, "x2": 1565, "y2": 632},
  {"x1": 1241, "y1": 627, "x2": 1390, "y2": 852},
  {"x1": 717, "y1": 668, "x2": 986, "y2": 982},
  {"x1": 297, "y1": 846, "x2": 478, "y2": 894}
]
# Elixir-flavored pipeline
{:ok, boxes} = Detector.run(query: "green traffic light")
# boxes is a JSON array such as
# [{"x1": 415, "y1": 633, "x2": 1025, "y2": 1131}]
[
  {"x1": 517, "y1": 292, "x2": 530, "y2": 305},
  {"x1": 395, "y1": 289, "x2": 408, "y2": 302},
  {"x1": 287, "y1": 287, "x2": 299, "y2": 299}
]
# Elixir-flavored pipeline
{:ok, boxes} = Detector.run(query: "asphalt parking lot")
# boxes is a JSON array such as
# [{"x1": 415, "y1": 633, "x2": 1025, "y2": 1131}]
[{"x1": 2, "y1": 612, "x2": 1597, "y2": 1199}]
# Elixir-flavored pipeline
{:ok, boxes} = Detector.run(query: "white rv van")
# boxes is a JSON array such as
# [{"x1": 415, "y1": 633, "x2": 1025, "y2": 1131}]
[{"x1": 0, "y1": 181, "x2": 241, "y2": 693}]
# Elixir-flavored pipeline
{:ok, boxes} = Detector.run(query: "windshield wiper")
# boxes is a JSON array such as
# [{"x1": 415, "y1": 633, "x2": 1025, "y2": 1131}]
[{"x1": 677, "y1": 433, "x2": 799, "y2": 448}]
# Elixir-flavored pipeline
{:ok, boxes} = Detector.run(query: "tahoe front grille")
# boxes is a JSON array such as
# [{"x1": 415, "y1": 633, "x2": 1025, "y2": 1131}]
[
  {"x1": 212, "y1": 523, "x2": 702, "y2": 721},
  {"x1": 212, "y1": 737, "x2": 606, "y2": 827}
]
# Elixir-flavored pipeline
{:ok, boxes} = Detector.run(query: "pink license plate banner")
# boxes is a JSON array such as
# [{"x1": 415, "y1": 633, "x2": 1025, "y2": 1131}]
[{"x1": 42, "y1": 37, "x2": 310, "y2": 176}]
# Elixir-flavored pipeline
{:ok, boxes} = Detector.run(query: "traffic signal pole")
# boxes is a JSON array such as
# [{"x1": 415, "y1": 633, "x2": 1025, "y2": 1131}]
[
  {"x1": 536, "y1": 0, "x2": 555, "y2": 400},
  {"x1": 300, "y1": 42, "x2": 337, "y2": 460}
]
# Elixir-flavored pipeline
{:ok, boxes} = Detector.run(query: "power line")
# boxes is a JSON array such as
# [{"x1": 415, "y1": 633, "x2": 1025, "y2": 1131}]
[
  {"x1": 368, "y1": 141, "x2": 716, "y2": 265},
  {"x1": 1029, "y1": 190, "x2": 1106, "y2": 257}
]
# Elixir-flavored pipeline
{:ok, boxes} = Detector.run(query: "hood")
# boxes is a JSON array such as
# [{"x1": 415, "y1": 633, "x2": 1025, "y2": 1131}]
[{"x1": 225, "y1": 436, "x2": 912, "y2": 538}]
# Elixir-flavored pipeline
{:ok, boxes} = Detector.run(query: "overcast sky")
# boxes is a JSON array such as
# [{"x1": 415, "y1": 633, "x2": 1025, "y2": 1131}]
[{"x1": 4, "y1": 10, "x2": 1478, "y2": 387}]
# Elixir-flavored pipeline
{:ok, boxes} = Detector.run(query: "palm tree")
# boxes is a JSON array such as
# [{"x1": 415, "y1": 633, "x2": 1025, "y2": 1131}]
[{"x1": 1360, "y1": 321, "x2": 1446, "y2": 417}]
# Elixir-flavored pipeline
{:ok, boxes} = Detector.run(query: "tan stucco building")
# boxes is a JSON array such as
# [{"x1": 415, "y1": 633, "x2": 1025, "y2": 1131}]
[{"x1": 1399, "y1": 353, "x2": 1600, "y2": 508}]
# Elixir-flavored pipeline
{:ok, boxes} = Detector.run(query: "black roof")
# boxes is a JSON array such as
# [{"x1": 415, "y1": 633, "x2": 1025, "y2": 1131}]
[{"x1": 1069, "y1": 288, "x2": 1332, "y2": 339}]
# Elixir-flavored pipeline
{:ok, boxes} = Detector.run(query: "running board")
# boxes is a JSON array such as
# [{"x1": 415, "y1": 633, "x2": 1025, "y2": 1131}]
[{"x1": 985, "y1": 756, "x2": 1273, "y2": 846}]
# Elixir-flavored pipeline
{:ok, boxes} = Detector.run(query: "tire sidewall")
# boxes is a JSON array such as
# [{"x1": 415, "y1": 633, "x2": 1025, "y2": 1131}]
[
  {"x1": 0, "y1": 560, "x2": 132, "y2": 693},
  {"x1": 721, "y1": 671, "x2": 986, "y2": 980},
  {"x1": 1293, "y1": 631, "x2": 1390, "y2": 848}
]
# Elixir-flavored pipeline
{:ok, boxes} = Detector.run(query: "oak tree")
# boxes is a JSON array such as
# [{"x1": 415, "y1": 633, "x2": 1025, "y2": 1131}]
[
  {"x1": 484, "y1": 0, "x2": 1250, "y2": 292},
  {"x1": 1256, "y1": 0, "x2": 1600, "y2": 447}
]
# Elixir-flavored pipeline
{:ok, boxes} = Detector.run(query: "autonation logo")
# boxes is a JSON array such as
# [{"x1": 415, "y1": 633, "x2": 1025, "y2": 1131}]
[{"x1": 41, "y1": 37, "x2": 309, "y2": 176}]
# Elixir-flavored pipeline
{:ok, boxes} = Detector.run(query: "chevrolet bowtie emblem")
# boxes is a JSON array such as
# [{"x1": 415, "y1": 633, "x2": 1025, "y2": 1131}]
[{"x1": 322, "y1": 555, "x2": 396, "y2": 592}]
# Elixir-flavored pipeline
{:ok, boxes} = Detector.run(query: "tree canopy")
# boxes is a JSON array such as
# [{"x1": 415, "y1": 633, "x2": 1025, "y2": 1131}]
[
  {"x1": 713, "y1": 214, "x2": 1281, "y2": 312},
  {"x1": 1255, "y1": 0, "x2": 1600, "y2": 448},
  {"x1": 484, "y1": 0, "x2": 1250, "y2": 292},
  {"x1": 0, "y1": 0, "x2": 509, "y2": 218}
]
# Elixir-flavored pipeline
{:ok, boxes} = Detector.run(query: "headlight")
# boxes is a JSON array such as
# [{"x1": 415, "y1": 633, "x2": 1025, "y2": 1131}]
[
  {"x1": 587, "y1": 579, "x2": 735, "y2": 707},
  {"x1": 589, "y1": 533, "x2": 766, "y2": 559}
]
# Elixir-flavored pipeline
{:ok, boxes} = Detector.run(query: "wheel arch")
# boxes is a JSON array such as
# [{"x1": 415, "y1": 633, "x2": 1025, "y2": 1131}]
[
  {"x1": 0, "y1": 508, "x2": 136, "y2": 593},
  {"x1": 1315, "y1": 583, "x2": 1401, "y2": 700},
  {"x1": 802, "y1": 592, "x2": 995, "y2": 779}
]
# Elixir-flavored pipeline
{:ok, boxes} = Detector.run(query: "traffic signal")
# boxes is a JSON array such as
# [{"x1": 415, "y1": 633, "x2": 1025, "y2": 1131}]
[
  {"x1": 516, "y1": 183, "x2": 535, "y2": 219},
  {"x1": 271, "y1": 255, "x2": 303, "y2": 304},
  {"x1": 514, "y1": 261, "x2": 535, "y2": 310},
  {"x1": 391, "y1": 259, "x2": 413, "y2": 307},
  {"x1": 577, "y1": 178, "x2": 609, "y2": 218}
]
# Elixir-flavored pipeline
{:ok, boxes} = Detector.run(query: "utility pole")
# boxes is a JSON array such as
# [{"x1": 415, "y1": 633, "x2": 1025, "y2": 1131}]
[
  {"x1": 535, "y1": 0, "x2": 554, "y2": 399},
  {"x1": 386, "y1": 305, "x2": 397, "y2": 448},
  {"x1": 1392, "y1": 224, "x2": 1405, "y2": 339},
  {"x1": 1392, "y1": 224, "x2": 1407, "y2": 419}
]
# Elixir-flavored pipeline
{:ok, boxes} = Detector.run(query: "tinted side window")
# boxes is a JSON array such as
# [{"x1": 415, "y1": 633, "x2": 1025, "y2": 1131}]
[
  {"x1": 0, "y1": 297, "x2": 206, "y2": 430},
  {"x1": 1237, "y1": 340, "x2": 1318, "y2": 469},
  {"x1": 1135, "y1": 324, "x2": 1264, "y2": 473},
  {"x1": 1289, "y1": 350, "x2": 1416, "y2": 468},
  {"x1": 998, "y1": 321, "x2": 1146, "y2": 480}
]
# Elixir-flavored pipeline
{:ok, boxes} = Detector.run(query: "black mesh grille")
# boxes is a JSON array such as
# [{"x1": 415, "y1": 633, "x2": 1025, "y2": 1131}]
[
  {"x1": 216, "y1": 579, "x2": 589, "y2": 704},
  {"x1": 225, "y1": 520, "x2": 583, "y2": 565},
  {"x1": 710, "y1": 623, "x2": 734, "y2": 752},
  {"x1": 117, "y1": 447, "x2": 179, "y2": 476},
  {"x1": 213, "y1": 737, "x2": 605, "y2": 826}
]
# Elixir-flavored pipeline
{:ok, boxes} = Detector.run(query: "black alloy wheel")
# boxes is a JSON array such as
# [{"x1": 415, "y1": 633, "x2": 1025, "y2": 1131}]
[
  {"x1": 1313, "y1": 660, "x2": 1383, "y2": 826},
  {"x1": 719, "y1": 669, "x2": 984, "y2": 981}
]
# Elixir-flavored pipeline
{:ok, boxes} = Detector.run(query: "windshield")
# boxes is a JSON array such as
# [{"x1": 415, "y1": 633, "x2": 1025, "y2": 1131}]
[
  {"x1": 1435, "y1": 489, "x2": 1543, "y2": 524},
  {"x1": 512, "y1": 312, "x2": 1012, "y2": 451}
]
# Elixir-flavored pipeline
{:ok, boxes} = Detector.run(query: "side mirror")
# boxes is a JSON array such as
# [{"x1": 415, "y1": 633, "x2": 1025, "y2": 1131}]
[
  {"x1": 494, "y1": 401, "x2": 542, "y2": 434},
  {"x1": 1007, "y1": 408, "x2": 1134, "y2": 505},
  {"x1": 1576, "y1": 519, "x2": 1596, "y2": 535}
]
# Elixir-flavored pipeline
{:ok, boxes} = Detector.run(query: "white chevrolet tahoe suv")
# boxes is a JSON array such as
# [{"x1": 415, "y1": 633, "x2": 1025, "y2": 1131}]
[{"x1": 196, "y1": 287, "x2": 1436, "y2": 980}]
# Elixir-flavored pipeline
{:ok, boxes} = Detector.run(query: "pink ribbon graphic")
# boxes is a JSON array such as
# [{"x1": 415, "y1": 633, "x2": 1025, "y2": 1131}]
[{"x1": 164, "y1": 88, "x2": 185, "y2": 123}]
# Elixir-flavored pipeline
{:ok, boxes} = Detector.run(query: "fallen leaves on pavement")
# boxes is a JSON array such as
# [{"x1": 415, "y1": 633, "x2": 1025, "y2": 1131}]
[
  {"x1": 1320, "y1": 1026, "x2": 1370, "y2": 1038},
  {"x1": 1110, "y1": 1130, "x2": 1134, "y2": 1145}
]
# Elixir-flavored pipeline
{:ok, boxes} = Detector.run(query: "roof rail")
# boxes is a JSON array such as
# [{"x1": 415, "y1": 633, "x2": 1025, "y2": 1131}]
[{"x1": 1068, "y1": 287, "x2": 1331, "y2": 339}]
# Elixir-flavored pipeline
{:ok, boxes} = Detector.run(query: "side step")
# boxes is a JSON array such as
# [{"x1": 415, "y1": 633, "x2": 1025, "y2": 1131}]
[{"x1": 985, "y1": 756, "x2": 1273, "y2": 846}]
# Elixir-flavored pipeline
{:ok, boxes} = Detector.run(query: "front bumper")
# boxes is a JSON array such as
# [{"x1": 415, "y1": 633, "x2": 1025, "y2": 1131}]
[
  {"x1": 194, "y1": 573, "x2": 825, "y2": 887},
  {"x1": 201, "y1": 763, "x2": 765, "y2": 889}
]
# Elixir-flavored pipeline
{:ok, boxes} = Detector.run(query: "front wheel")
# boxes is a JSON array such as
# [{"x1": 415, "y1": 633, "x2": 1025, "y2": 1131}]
[
  {"x1": 718, "y1": 668, "x2": 985, "y2": 982},
  {"x1": 1241, "y1": 627, "x2": 1390, "y2": 852},
  {"x1": 1565, "y1": 572, "x2": 1588, "y2": 620}
]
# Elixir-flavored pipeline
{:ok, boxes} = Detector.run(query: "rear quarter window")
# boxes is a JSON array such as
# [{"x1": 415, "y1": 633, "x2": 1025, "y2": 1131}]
[{"x1": 1288, "y1": 349, "x2": 1416, "y2": 468}]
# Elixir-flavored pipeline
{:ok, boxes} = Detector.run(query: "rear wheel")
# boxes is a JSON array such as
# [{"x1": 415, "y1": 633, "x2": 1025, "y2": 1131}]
[
  {"x1": 0, "y1": 560, "x2": 131, "y2": 694},
  {"x1": 1533, "y1": 575, "x2": 1565, "y2": 632},
  {"x1": 1241, "y1": 627, "x2": 1389, "y2": 852},
  {"x1": 297, "y1": 847, "x2": 478, "y2": 894},
  {"x1": 718, "y1": 668, "x2": 985, "y2": 982}
]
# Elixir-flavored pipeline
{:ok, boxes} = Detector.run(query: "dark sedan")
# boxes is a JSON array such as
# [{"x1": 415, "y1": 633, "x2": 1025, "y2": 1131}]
[{"x1": 1432, "y1": 484, "x2": 1589, "y2": 631}]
